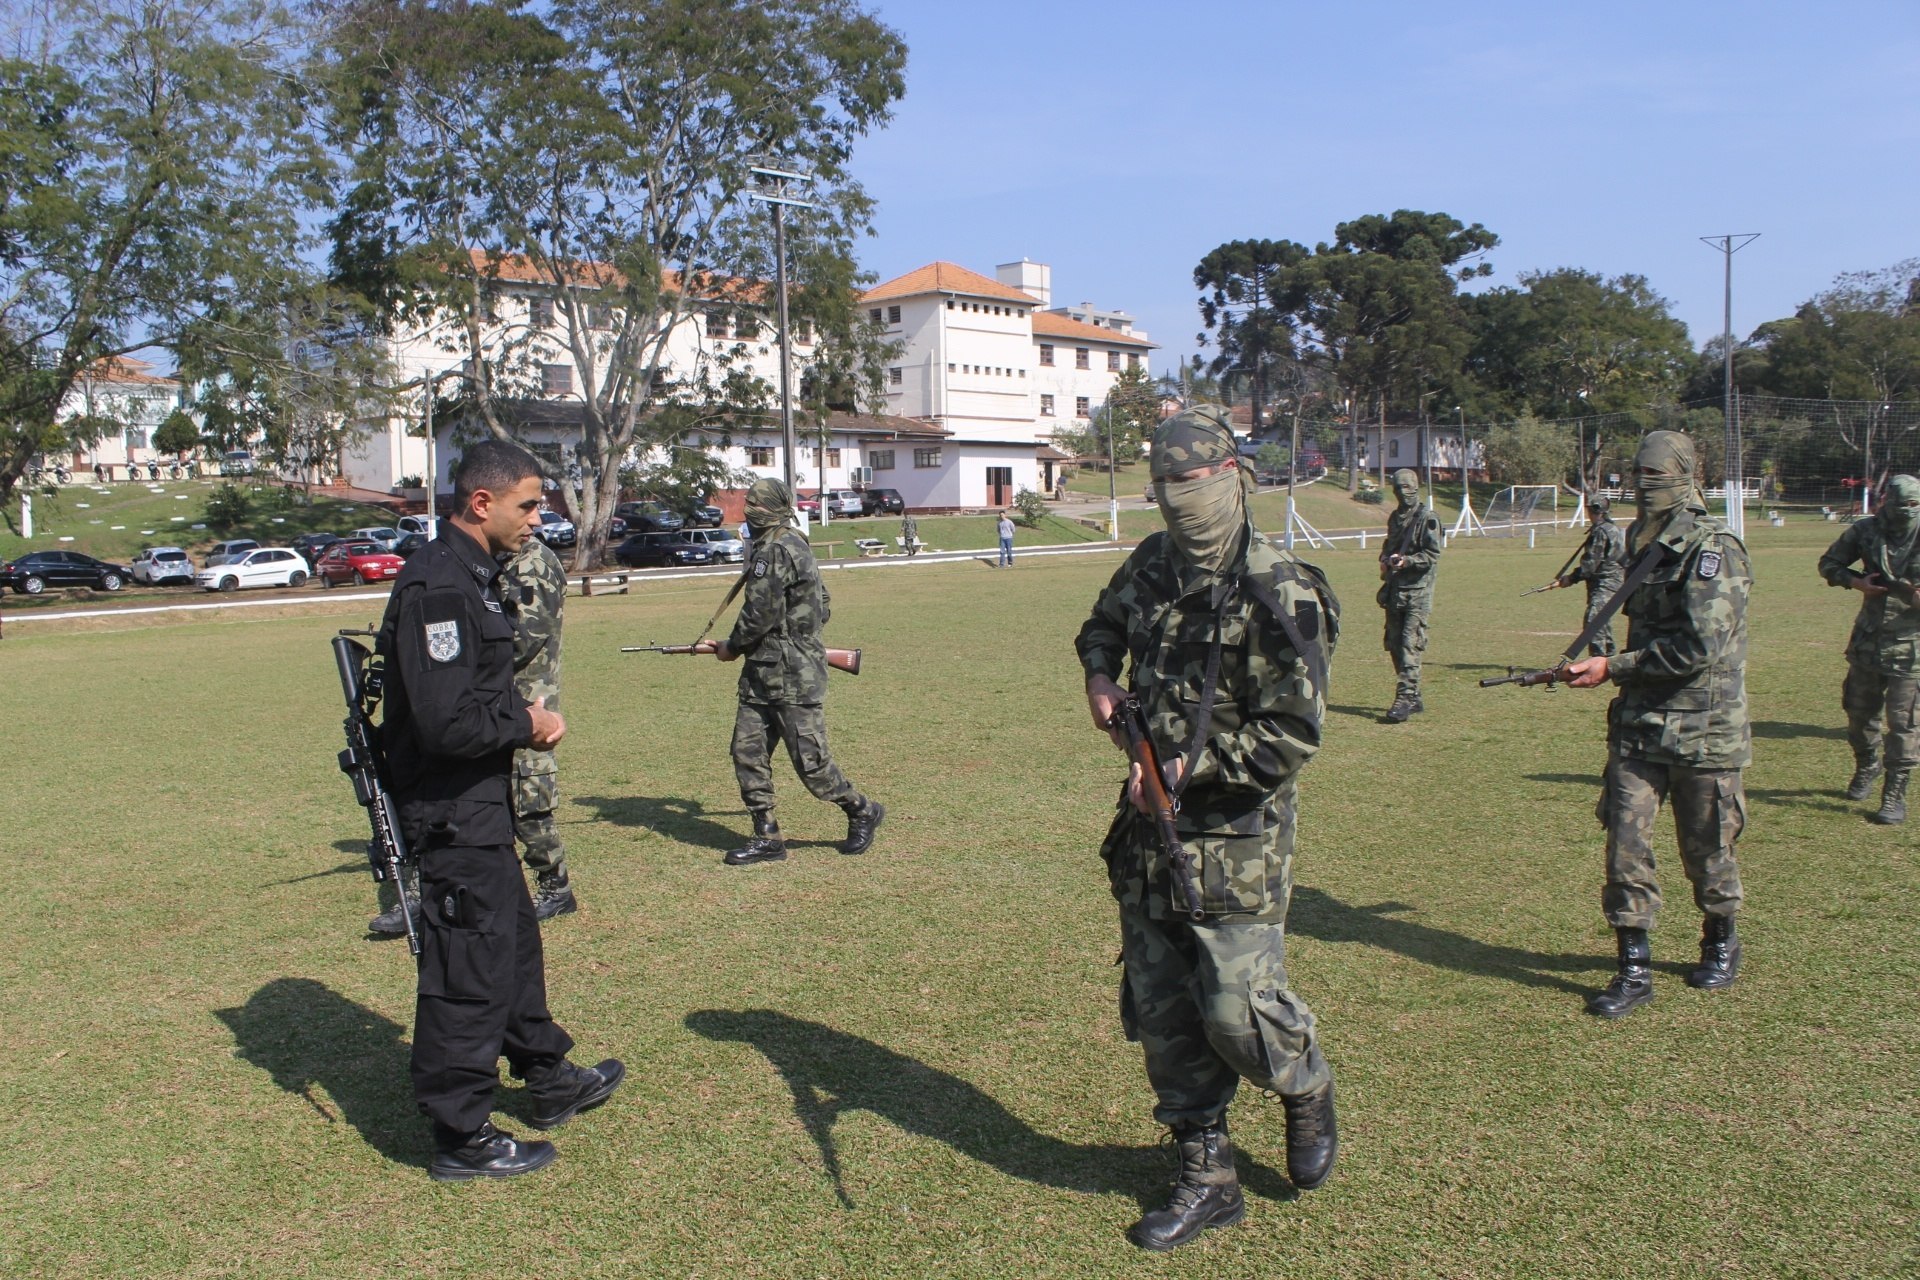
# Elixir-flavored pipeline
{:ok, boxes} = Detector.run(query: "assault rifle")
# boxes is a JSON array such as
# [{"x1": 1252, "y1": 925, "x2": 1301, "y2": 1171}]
[
  {"x1": 1482, "y1": 543, "x2": 1672, "y2": 693},
  {"x1": 1105, "y1": 694, "x2": 1206, "y2": 922},
  {"x1": 332, "y1": 630, "x2": 421, "y2": 955},
  {"x1": 623, "y1": 640, "x2": 863, "y2": 675}
]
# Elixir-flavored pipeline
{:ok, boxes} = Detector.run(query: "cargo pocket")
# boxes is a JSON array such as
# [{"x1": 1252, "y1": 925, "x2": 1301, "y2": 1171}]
[
  {"x1": 417, "y1": 892, "x2": 498, "y2": 1003},
  {"x1": 1248, "y1": 986, "x2": 1317, "y2": 1094},
  {"x1": 1187, "y1": 805, "x2": 1272, "y2": 916},
  {"x1": 1712, "y1": 772, "x2": 1748, "y2": 848},
  {"x1": 1118, "y1": 964, "x2": 1141, "y2": 1044}
]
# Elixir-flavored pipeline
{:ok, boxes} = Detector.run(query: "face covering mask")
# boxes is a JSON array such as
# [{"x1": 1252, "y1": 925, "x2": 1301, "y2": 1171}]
[
  {"x1": 1627, "y1": 432, "x2": 1695, "y2": 554},
  {"x1": 1155, "y1": 467, "x2": 1247, "y2": 574},
  {"x1": 1880, "y1": 476, "x2": 1920, "y2": 542}
]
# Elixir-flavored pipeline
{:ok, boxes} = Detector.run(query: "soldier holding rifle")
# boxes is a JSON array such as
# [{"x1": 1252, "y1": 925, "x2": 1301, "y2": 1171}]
[
  {"x1": 1542, "y1": 493, "x2": 1628, "y2": 657},
  {"x1": 1377, "y1": 467, "x2": 1443, "y2": 722},
  {"x1": 1076, "y1": 406, "x2": 1341, "y2": 1252}
]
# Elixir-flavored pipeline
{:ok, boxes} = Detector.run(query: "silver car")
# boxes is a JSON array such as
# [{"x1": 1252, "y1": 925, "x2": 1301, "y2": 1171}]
[
  {"x1": 131, "y1": 546, "x2": 195, "y2": 585},
  {"x1": 686, "y1": 528, "x2": 746, "y2": 562}
]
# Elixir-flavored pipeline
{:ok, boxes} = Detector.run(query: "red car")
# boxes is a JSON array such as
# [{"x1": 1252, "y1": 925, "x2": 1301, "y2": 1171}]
[{"x1": 316, "y1": 540, "x2": 405, "y2": 588}]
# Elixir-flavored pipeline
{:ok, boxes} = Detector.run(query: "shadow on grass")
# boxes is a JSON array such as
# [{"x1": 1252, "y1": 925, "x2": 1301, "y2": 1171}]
[
  {"x1": 686, "y1": 1009, "x2": 1297, "y2": 1211},
  {"x1": 1290, "y1": 888, "x2": 1606, "y2": 996},
  {"x1": 1525, "y1": 772, "x2": 1604, "y2": 787},
  {"x1": 214, "y1": 977, "x2": 423, "y2": 1169},
  {"x1": 1326, "y1": 704, "x2": 1381, "y2": 720},
  {"x1": 1751, "y1": 720, "x2": 1846, "y2": 742},
  {"x1": 263, "y1": 858, "x2": 365, "y2": 887},
  {"x1": 1744, "y1": 786, "x2": 1855, "y2": 814},
  {"x1": 573, "y1": 794, "x2": 744, "y2": 850}
]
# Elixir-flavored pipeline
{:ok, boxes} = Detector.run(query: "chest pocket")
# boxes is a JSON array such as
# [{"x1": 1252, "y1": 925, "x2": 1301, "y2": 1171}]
[{"x1": 473, "y1": 600, "x2": 517, "y2": 691}]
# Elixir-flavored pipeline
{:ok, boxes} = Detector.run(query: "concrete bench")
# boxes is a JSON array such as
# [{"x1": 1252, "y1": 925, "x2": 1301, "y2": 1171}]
[
  {"x1": 853, "y1": 538, "x2": 887, "y2": 557},
  {"x1": 577, "y1": 573, "x2": 631, "y2": 596},
  {"x1": 895, "y1": 537, "x2": 933, "y2": 553}
]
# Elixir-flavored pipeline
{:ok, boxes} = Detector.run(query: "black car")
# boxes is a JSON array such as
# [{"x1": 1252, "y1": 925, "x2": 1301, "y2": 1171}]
[
  {"x1": 614, "y1": 531, "x2": 715, "y2": 568},
  {"x1": 291, "y1": 532, "x2": 344, "y2": 567},
  {"x1": 0, "y1": 549, "x2": 132, "y2": 594},
  {"x1": 685, "y1": 503, "x2": 724, "y2": 528},
  {"x1": 860, "y1": 487, "x2": 905, "y2": 516},
  {"x1": 613, "y1": 501, "x2": 684, "y2": 533},
  {"x1": 393, "y1": 532, "x2": 429, "y2": 559}
]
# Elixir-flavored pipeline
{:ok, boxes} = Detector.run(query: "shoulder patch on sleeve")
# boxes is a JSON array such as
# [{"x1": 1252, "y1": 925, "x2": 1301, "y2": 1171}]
[
  {"x1": 1697, "y1": 550, "x2": 1722, "y2": 579},
  {"x1": 424, "y1": 619, "x2": 462, "y2": 662},
  {"x1": 752, "y1": 558, "x2": 769, "y2": 578}
]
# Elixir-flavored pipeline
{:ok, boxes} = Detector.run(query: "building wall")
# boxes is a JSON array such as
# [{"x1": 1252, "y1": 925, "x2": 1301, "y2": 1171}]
[{"x1": 60, "y1": 377, "x2": 182, "y2": 476}]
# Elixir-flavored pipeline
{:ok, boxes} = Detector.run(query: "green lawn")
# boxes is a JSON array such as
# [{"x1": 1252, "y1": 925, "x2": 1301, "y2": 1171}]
[{"x1": 2, "y1": 522, "x2": 1913, "y2": 1278}]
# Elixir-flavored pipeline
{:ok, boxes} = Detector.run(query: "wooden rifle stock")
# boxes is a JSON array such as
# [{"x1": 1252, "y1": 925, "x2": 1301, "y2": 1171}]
[{"x1": 622, "y1": 640, "x2": 862, "y2": 675}]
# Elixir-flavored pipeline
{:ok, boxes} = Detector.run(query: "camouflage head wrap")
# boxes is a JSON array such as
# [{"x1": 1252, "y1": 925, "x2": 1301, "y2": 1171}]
[
  {"x1": 1149, "y1": 405, "x2": 1238, "y2": 480},
  {"x1": 744, "y1": 477, "x2": 793, "y2": 535},
  {"x1": 1149, "y1": 405, "x2": 1249, "y2": 574},
  {"x1": 1881, "y1": 473, "x2": 1920, "y2": 543},
  {"x1": 1589, "y1": 493, "x2": 1612, "y2": 520},
  {"x1": 1391, "y1": 468, "x2": 1420, "y2": 507},
  {"x1": 1629, "y1": 431, "x2": 1696, "y2": 552}
]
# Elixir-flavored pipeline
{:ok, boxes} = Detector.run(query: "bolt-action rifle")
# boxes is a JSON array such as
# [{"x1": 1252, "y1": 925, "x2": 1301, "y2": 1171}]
[
  {"x1": 332, "y1": 629, "x2": 421, "y2": 955},
  {"x1": 1482, "y1": 543, "x2": 1672, "y2": 691},
  {"x1": 1105, "y1": 694, "x2": 1205, "y2": 922},
  {"x1": 622, "y1": 640, "x2": 862, "y2": 675}
]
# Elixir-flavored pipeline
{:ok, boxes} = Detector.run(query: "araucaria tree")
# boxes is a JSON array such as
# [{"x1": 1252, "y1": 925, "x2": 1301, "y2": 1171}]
[{"x1": 323, "y1": 0, "x2": 909, "y2": 569}]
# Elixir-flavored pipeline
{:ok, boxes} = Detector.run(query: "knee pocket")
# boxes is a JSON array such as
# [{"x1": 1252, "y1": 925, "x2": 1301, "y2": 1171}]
[{"x1": 1203, "y1": 985, "x2": 1314, "y2": 1090}]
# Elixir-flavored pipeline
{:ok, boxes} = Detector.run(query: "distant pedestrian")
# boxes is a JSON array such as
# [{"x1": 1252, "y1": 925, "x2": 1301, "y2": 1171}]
[
  {"x1": 997, "y1": 511, "x2": 1015, "y2": 567},
  {"x1": 901, "y1": 513, "x2": 918, "y2": 558},
  {"x1": 1054, "y1": 475, "x2": 1068, "y2": 501}
]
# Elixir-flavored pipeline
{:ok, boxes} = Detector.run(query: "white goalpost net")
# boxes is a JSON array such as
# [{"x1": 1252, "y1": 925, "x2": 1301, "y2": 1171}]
[{"x1": 1482, "y1": 485, "x2": 1558, "y2": 535}]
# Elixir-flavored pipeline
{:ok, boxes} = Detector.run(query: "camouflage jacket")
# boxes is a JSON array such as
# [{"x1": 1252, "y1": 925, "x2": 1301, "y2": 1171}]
[
  {"x1": 1077, "y1": 529, "x2": 1338, "y2": 836},
  {"x1": 1607, "y1": 505, "x2": 1751, "y2": 769},
  {"x1": 728, "y1": 526, "x2": 832, "y2": 705},
  {"x1": 1817, "y1": 517, "x2": 1920, "y2": 674},
  {"x1": 502, "y1": 537, "x2": 566, "y2": 710},
  {"x1": 1377, "y1": 500, "x2": 1443, "y2": 601},
  {"x1": 1569, "y1": 519, "x2": 1627, "y2": 589}
]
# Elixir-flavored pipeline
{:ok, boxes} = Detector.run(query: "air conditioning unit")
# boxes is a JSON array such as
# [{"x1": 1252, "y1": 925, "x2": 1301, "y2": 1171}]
[{"x1": 854, "y1": 466, "x2": 873, "y2": 485}]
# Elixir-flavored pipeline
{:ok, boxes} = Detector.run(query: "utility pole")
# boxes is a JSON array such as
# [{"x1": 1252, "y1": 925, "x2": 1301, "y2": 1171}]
[
  {"x1": 1700, "y1": 234, "x2": 1759, "y2": 536},
  {"x1": 749, "y1": 163, "x2": 818, "y2": 502}
]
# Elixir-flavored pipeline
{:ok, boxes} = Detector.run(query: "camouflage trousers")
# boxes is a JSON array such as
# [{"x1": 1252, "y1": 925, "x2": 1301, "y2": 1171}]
[
  {"x1": 513, "y1": 747, "x2": 567, "y2": 883},
  {"x1": 732, "y1": 700, "x2": 863, "y2": 824},
  {"x1": 1582, "y1": 577, "x2": 1623, "y2": 657},
  {"x1": 1597, "y1": 755, "x2": 1745, "y2": 930},
  {"x1": 1841, "y1": 660, "x2": 1920, "y2": 771},
  {"x1": 1381, "y1": 592, "x2": 1431, "y2": 698}
]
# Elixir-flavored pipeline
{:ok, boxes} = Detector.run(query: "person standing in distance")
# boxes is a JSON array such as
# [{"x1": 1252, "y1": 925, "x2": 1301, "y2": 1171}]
[
  {"x1": 1817, "y1": 473, "x2": 1920, "y2": 822},
  {"x1": 901, "y1": 511, "x2": 919, "y2": 558},
  {"x1": 503, "y1": 533, "x2": 580, "y2": 914},
  {"x1": 997, "y1": 509, "x2": 1016, "y2": 567},
  {"x1": 1566, "y1": 431, "x2": 1750, "y2": 1017},
  {"x1": 1078, "y1": 405, "x2": 1342, "y2": 1252},
  {"x1": 1551, "y1": 494, "x2": 1628, "y2": 656},
  {"x1": 1377, "y1": 467, "x2": 1442, "y2": 722},
  {"x1": 375, "y1": 440, "x2": 622, "y2": 1179},
  {"x1": 713, "y1": 477, "x2": 884, "y2": 866}
]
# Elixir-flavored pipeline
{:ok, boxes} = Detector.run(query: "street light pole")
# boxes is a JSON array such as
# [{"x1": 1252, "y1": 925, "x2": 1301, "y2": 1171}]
[
  {"x1": 1106, "y1": 399, "x2": 1119, "y2": 540},
  {"x1": 749, "y1": 163, "x2": 818, "y2": 508},
  {"x1": 1700, "y1": 233, "x2": 1759, "y2": 535}
]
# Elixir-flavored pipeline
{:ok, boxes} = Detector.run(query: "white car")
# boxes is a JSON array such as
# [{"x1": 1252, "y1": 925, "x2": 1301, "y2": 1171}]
[
  {"x1": 131, "y1": 546, "x2": 195, "y2": 585},
  {"x1": 197, "y1": 547, "x2": 310, "y2": 592},
  {"x1": 397, "y1": 514, "x2": 437, "y2": 537},
  {"x1": 686, "y1": 528, "x2": 746, "y2": 562},
  {"x1": 823, "y1": 488, "x2": 864, "y2": 517},
  {"x1": 348, "y1": 526, "x2": 402, "y2": 551}
]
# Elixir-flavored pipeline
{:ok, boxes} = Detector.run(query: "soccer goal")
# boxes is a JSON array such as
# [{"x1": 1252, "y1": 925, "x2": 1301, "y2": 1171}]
[{"x1": 1482, "y1": 485, "x2": 1558, "y2": 535}]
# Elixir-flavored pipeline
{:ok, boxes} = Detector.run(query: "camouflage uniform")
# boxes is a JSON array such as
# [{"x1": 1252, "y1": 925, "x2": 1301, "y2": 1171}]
[
  {"x1": 901, "y1": 514, "x2": 918, "y2": 557},
  {"x1": 1077, "y1": 528, "x2": 1340, "y2": 1130},
  {"x1": 502, "y1": 538, "x2": 571, "y2": 895},
  {"x1": 1599, "y1": 502, "x2": 1750, "y2": 931},
  {"x1": 1376, "y1": 483, "x2": 1443, "y2": 708},
  {"x1": 728, "y1": 526, "x2": 874, "y2": 829},
  {"x1": 1565, "y1": 513, "x2": 1628, "y2": 657},
  {"x1": 1817, "y1": 511, "x2": 1920, "y2": 784}
]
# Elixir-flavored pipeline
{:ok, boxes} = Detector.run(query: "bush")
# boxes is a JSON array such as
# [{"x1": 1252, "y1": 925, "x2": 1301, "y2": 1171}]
[
  {"x1": 204, "y1": 482, "x2": 254, "y2": 530},
  {"x1": 1352, "y1": 487, "x2": 1384, "y2": 505},
  {"x1": 1012, "y1": 487, "x2": 1048, "y2": 527}
]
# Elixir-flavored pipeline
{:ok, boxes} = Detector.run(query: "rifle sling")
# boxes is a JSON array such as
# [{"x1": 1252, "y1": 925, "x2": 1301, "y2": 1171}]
[
  {"x1": 692, "y1": 562, "x2": 753, "y2": 646},
  {"x1": 1559, "y1": 540, "x2": 1672, "y2": 663}
]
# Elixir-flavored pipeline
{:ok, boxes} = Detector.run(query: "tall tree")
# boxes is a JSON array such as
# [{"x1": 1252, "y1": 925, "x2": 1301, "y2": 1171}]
[
  {"x1": 323, "y1": 0, "x2": 908, "y2": 569},
  {"x1": 1193, "y1": 239, "x2": 1309, "y2": 433},
  {"x1": 0, "y1": 0, "x2": 324, "y2": 506}
]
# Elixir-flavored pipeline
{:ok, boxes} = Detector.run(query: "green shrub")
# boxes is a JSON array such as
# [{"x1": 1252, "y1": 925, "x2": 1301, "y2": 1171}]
[
  {"x1": 205, "y1": 482, "x2": 254, "y2": 529},
  {"x1": 1012, "y1": 487, "x2": 1048, "y2": 527}
]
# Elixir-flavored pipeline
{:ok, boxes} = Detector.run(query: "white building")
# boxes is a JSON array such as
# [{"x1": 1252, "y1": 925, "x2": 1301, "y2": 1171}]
[{"x1": 57, "y1": 358, "x2": 185, "y2": 480}]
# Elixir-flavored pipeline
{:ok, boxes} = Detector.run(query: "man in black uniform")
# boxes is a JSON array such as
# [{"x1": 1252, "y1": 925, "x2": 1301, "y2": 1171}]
[{"x1": 376, "y1": 439, "x2": 623, "y2": 1180}]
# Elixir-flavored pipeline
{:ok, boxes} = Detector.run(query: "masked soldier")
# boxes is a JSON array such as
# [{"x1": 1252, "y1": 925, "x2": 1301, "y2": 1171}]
[
  {"x1": 1817, "y1": 473, "x2": 1920, "y2": 823},
  {"x1": 1567, "y1": 431, "x2": 1749, "y2": 1018},
  {"x1": 1553, "y1": 494, "x2": 1629, "y2": 656},
  {"x1": 1078, "y1": 406, "x2": 1342, "y2": 1252},
  {"x1": 503, "y1": 534, "x2": 579, "y2": 914},
  {"x1": 901, "y1": 512, "x2": 918, "y2": 558},
  {"x1": 713, "y1": 478, "x2": 884, "y2": 865},
  {"x1": 1377, "y1": 467, "x2": 1443, "y2": 722}
]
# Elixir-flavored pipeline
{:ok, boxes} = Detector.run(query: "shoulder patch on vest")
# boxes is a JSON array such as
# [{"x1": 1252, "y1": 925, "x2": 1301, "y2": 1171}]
[{"x1": 1697, "y1": 550, "x2": 1721, "y2": 579}]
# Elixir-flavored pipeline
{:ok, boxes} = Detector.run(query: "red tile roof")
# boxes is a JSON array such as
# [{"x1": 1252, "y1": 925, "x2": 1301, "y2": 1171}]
[
  {"x1": 1031, "y1": 311, "x2": 1156, "y2": 349},
  {"x1": 864, "y1": 262, "x2": 1039, "y2": 305},
  {"x1": 84, "y1": 356, "x2": 178, "y2": 386}
]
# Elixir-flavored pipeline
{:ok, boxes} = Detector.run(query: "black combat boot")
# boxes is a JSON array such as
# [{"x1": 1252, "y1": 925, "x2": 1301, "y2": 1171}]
[
  {"x1": 1685, "y1": 915, "x2": 1741, "y2": 990},
  {"x1": 525, "y1": 1057, "x2": 626, "y2": 1130},
  {"x1": 367, "y1": 868, "x2": 420, "y2": 938},
  {"x1": 724, "y1": 815, "x2": 787, "y2": 866},
  {"x1": 1845, "y1": 758, "x2": 1884, "y2": 801},
  {"x1": 532, "y1": 872, "x2": 577, "y2": 921},
  {"x1": 428, "y1": 1121, "x2": 557, "y2": 1181},
  {"x1": 1126, "y1": 1122, "x2": 1245, "y2": 1252},
  {"x1": 1869, "y1": 770, "x2": 1909, "y2": 825},
  {"x1": 1407, "y1": 694, "x2": 1425, "y2": 717},
  {"x1": 1384, "y1": 693, "x2": 1416, "y2": 723},
  {"x1": 1586, "y1": 926, "x2": 1654, "y2": 1018},
  {"x1": 1282, "y1": 1077, "x2": 1339, "y2": 1190},
  {"x1": 840, "y1": 799, "x2": 886, "y2": 855}
]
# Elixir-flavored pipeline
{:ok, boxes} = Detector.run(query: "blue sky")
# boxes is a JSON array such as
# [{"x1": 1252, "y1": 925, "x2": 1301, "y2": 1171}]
[{"x1": 853, "y1": 0, "x2": 1920, "y2": 374}]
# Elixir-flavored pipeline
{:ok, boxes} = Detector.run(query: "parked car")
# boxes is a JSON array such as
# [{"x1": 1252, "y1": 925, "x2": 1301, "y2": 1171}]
[
  {"x1": 348, "y1": 526, "x2": 402, "y2": 551},
  {"x1": 795, "y1": 494, "x2": 821, "y2": 517},
  {"x1": 685, "y1": 502, "x2": 724, "y2": 528},
  {"x1": 315, "y1": 539, "x2": 406, "y2": 588},
  {"x1": 533, "y1": 510, "x2": 577, "y2": 547},
  {"x1": 393, "y1": 532, "x2": 429, "y2": 559},
  {"x1": 613, "y1": 531, "x2": 715, "y2": 568},
  {"x1": 1, "y1": 550, "x2": 132, "y2": 594},
  {"x1": 205, "y1": 539, "x2": 261, "y2": 566},
  {"x1": 860, "y1": 487, "x2": 905, "y2": 516},
  {"x1": 219, "y1": 450, "x2": 255, "y2": 476},
  {"x1": 196, "y1": 547, "x2": 309, "y2": 592},
  {"x1": 396, "y1": 514, "x2": 438, "y2": 537},
  {"x1": 613, "y1": 501, "x2": 683, "y2": 533},
  {"x1": 685, "y1": 528, "x2": 746, "y2": 562},
  {"x1": 130, "y1": 546, "x2": 195, "y2": 585},
  {"x1": 822, "y1": 488, "x2": 864, "y2": 518},
  {"x1": 290, "y1": 532, "x2": 343, "y2": 566}
]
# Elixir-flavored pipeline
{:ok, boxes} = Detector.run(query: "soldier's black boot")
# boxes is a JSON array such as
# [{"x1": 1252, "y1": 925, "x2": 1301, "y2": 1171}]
[
  {"x1": 531, "y1": 871, "x2": 577, "y2": 921},
  {"x1": 1869, "y1": 770, "x2": 1909, "y2": 825},
  {"x1": 1126, "y1": 1123, "x2": 1245, "y2": 1252},
  {"x1": 1384, "y1": 693, "x2": 1416, "y2": 723},
  {"x1": 367, "y1": 868, "x2": 420, "y2": 937},
  {"x1": 1845, "y1": 758, "x2": 1883, "y2": 801},
  {"x1": 840, "y1": 799, "x2": 886, "y2": 855},
  {"x1": 724, "y1": 815, "x2": 787, "y2": 866},
  {"x1": 1685, "y1": 914, "x2": 1741, "y2": 991},
  {"x1": 1586, "y1": 926, "x2": 1654, "y2": 1018},
  {"x1": 1282, "y1": 1076, "x2": 1339, "y2": 1190},
  {"x1": 428, "y1": 1121, "x2": 557, "y2": 1181},
  {"x1": 525, "y1": 1057, "x2": 626, "y2": 1129}
]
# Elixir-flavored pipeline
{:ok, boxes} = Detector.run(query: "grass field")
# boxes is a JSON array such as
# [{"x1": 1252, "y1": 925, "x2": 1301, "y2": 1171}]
[{"x1": 3, "y1": 521, "x2": 1915, "y2": 1278}]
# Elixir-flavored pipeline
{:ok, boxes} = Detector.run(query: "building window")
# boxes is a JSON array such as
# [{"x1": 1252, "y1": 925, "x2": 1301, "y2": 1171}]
[
  {"x1": 734, "y1": 314, "x2": 759, "y2": 340},
  {"x1": 869, "y1": 308, "x2": 883, "y2": 325},
  {"x1": 1075, "y1": 348, "x2": 1090, "y2": 370},
  {"x1": 914, "y1": 447, "x2": 942, "y2": 468},
  {"x1": 1075, "y1": 396, "x2": 1090, "y2": 417},
  {"x1": 590, "y1": 305, "x2": 613, "y2": 330},
  {"x1": 748, "y1": 446, "x2": 773, "y2": 467},
  {"x1": 1040, "y1": 394, "x2": 1055, "y2": 416},
  {"x1": 1039, "y1": 344, "x2": 1054, "y2": 367},
  {"x1": 1128, "y1": 353, "x2": 1142, "y2": 370},
  {"x1": 126, "y1": 429, "x2": 148, "y2": 450},
  {"x1": 530, "y1": 298, "x2": 554, "y2": 327},
  {"x1": 1107, "y1": 350, "x2": 1121, "y2": 371},
  {"x1": 887, "y1": 305, "x2": 901, "y2": 324},
  {"x1": 870, "y1": 449, "x2": 895, "y2": 471},
  {"x1": 888, "y1": 367, "x2": 903, "y2": 386},
  {"x1": 946, "y1": 300, "x2": 955, "y2": 309},
  {"x1": 826, "y1": 448, "x2": 841, "y2": 467},
  {"x1": 707, "y1": 311, "x2": 729, "y2": 338},
  {"x1": 542, "y1": 364, "x2": 573, "y2": 396},
  {"x1": 795, "y1": 319, "x2": 813, "y2": 343},
  {"x1": 1389, "y1": 439, "x2": 1400, "y2": 458},
  {"x1": 948, "y1": 363, "x2": 956, "y2": 372}
]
